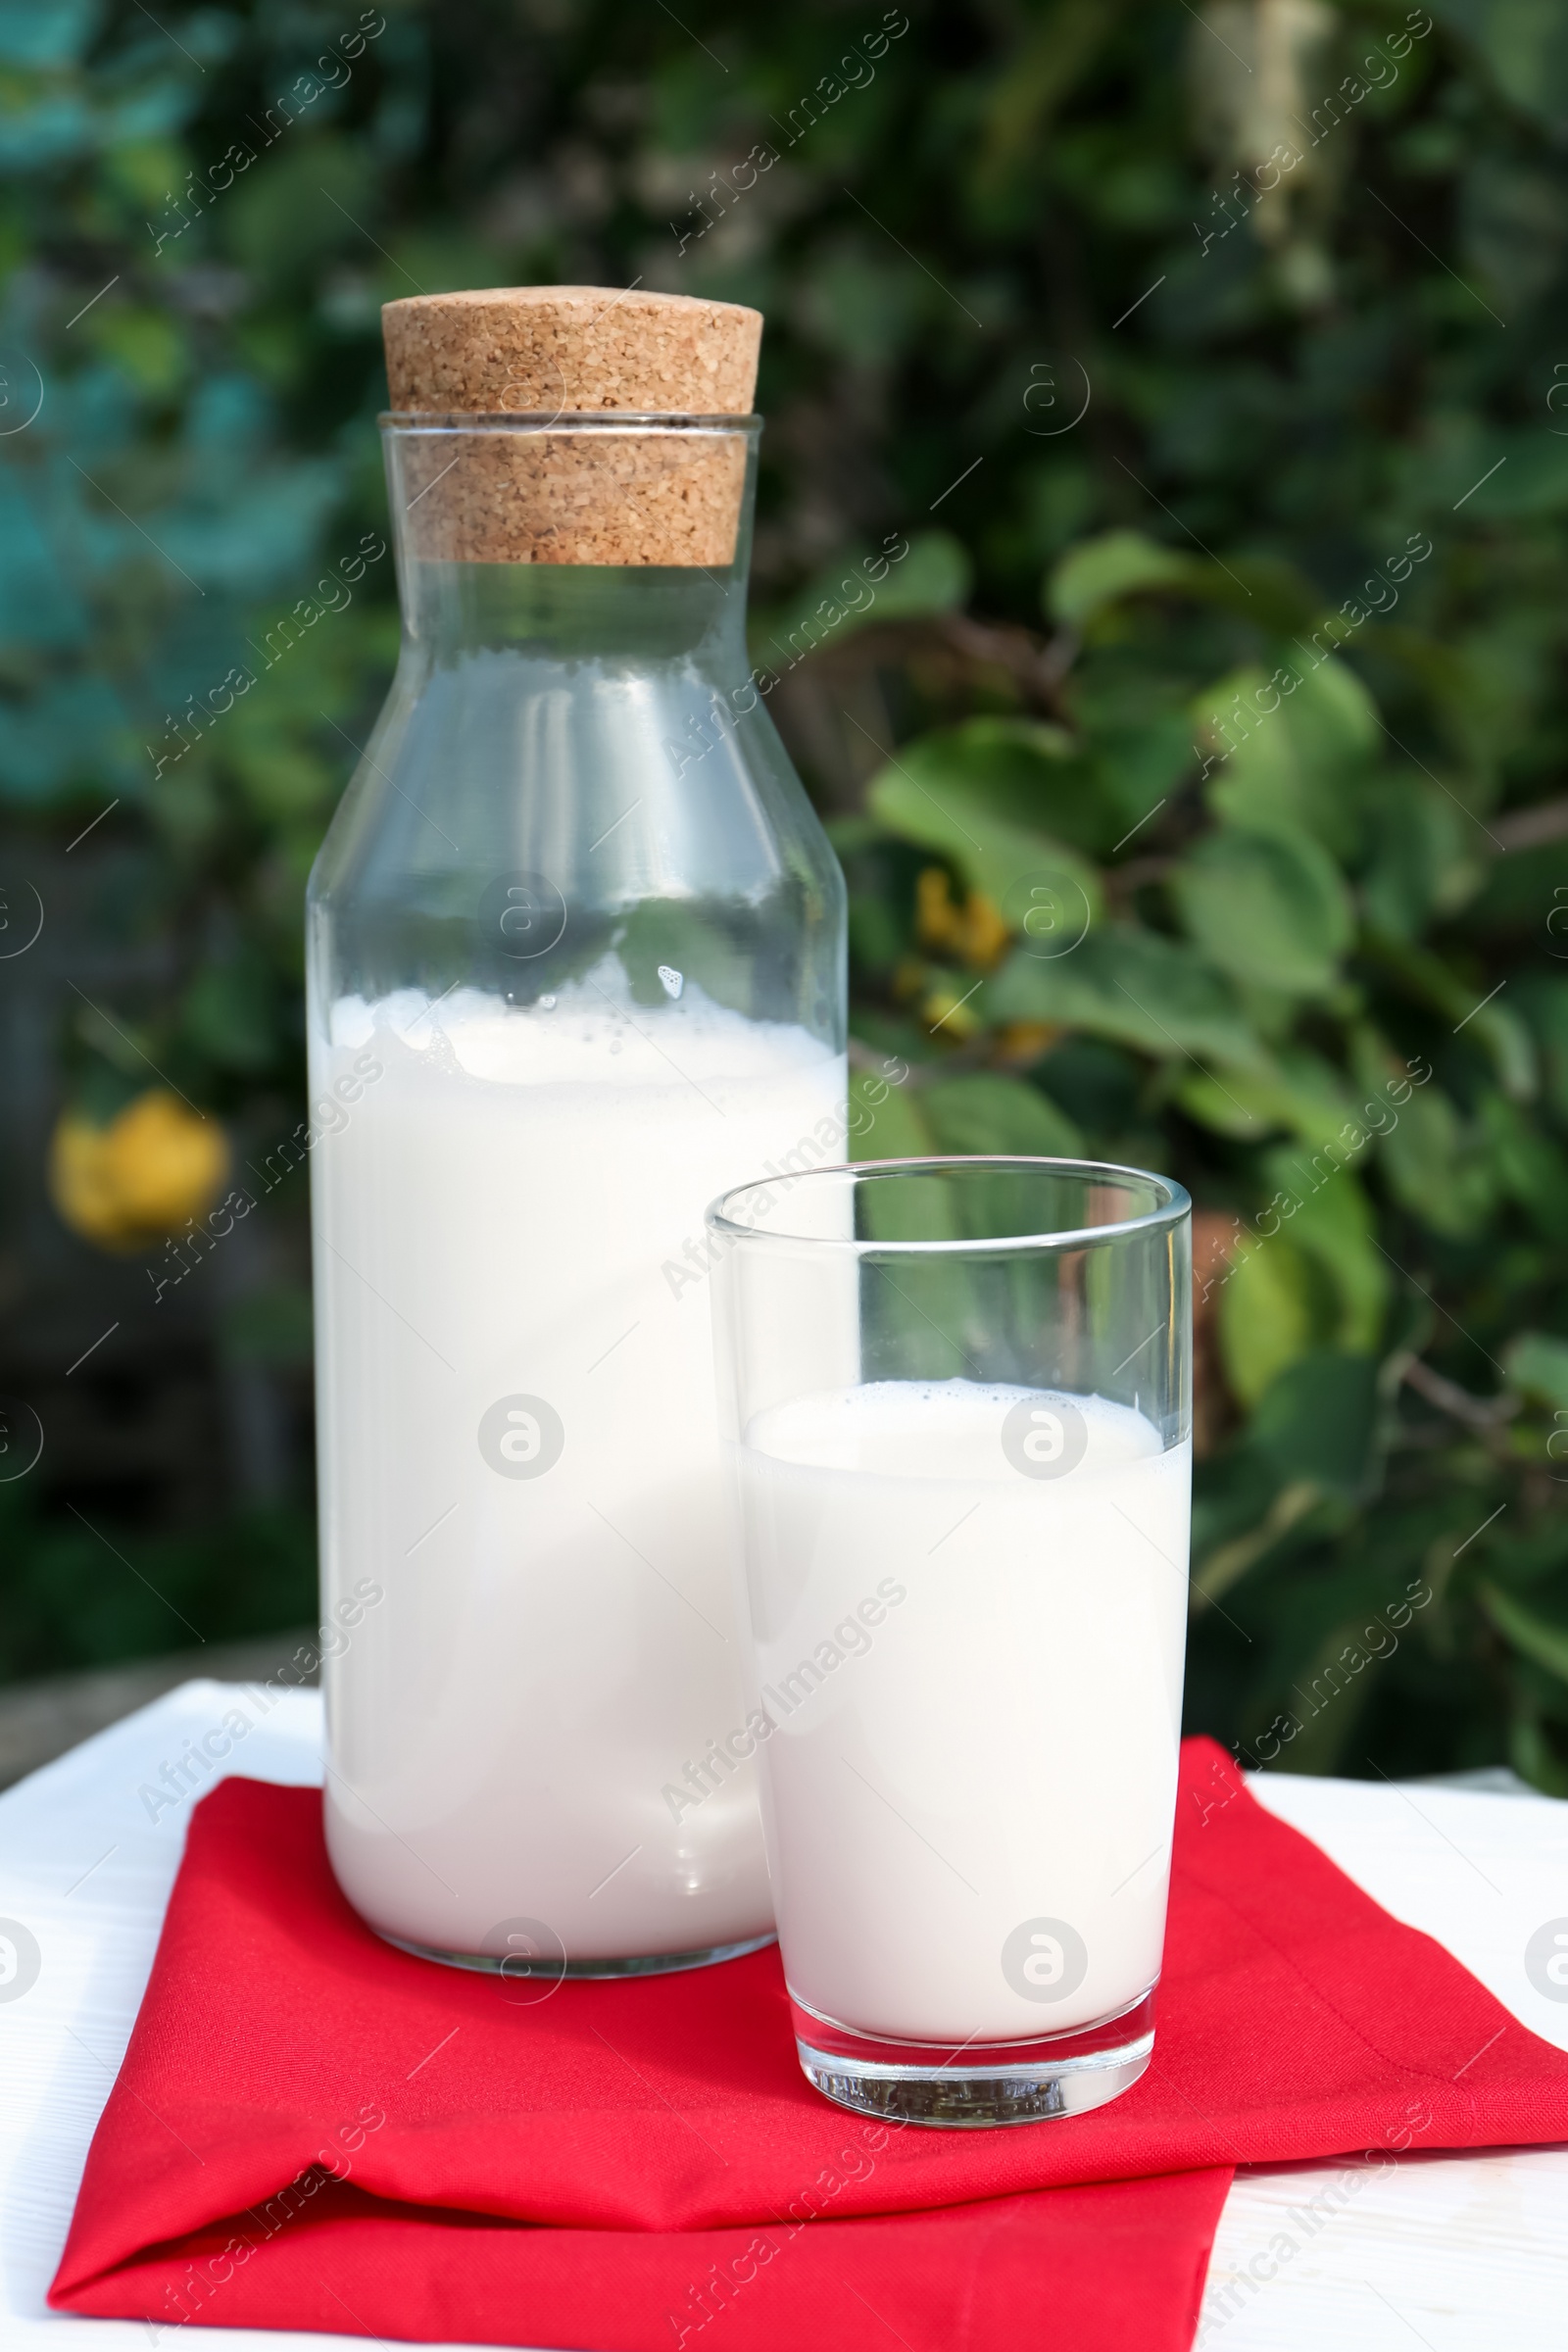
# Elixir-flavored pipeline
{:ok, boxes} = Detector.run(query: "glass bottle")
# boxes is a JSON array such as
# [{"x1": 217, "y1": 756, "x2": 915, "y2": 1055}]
[{"x1": 306, "y1": 290, "x2": 847, "y2": 1976}]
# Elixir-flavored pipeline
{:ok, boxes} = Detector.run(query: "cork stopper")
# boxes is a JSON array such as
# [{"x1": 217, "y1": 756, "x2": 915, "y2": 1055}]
[
  {"x1": 383, "y1": 286, "x2": 761, "y2": 416},
  {"x1": 381, "y1": 287, "x2": 761, "y2": 567}
]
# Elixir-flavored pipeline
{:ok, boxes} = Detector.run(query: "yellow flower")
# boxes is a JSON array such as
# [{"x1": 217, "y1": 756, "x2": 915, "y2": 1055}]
[
  {"x1": 921, "y1": 984, "x2": 985, "y2": 1042},
  {"x1": 49, "y1": 1091, "x2": 229, "y2": 1252},
  {"x1": 915, "y1": 865, "x2": 964, "y2": 953},
  {"x1": 914, "y1": 867, "x2": 1010, "y2": 970},
  {"x1": 961, "y1": 890, "x2": 1010, "y2": 968},
  {"x1": 992, "y1": 1021, "x2": 1061, "y2": 1067}
]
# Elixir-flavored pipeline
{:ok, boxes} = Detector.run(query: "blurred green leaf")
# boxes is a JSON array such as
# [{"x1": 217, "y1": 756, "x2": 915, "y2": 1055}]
[
  {"x1": 1374, "y1": 1078, "x2": 1497, "y2": 1239},
  {"x1": 220, "y1": 1285, "x2": 313, "y2": 1367},
  {"x1": 1049, "y1": 530, "x2": 1322, "y2": 634},
  {"x1": 866, "y1": 718, "x2": 1103, "y2": 916},
  {"x1": 1218, "y1": 1233, "x2": 1326, "y2": 1405},
  {"x1": 0, "y1": 0, "x2": 99, "y2": 66},
  {"x1": 1480, "y1": 1091, "x2": 1568, "y2": 1229},
  {"x1": 1517, "y1": 977, "x2": 1568, "y2": 1123},
  {"x1": 1359, "y1": 774, "x2": 1485, "y2": 940},
  {"x1": 1088, "y1": 715, "x2": 1194, "y2": 833},
  {"x1": 1176, "y1": 1043, "x2": 1354, "y2": 1147},
  {"x1": 989, "y1": 925, "x2": 1257, "y2": 1064},
  {"x1": 1171, "y1": 824, "x2": 1352, "y2": 996},
  {"x1": 1048, "y1": 530, "x2": 1200, "y2": 627},
  {"x1": 848, "y1": 1067, "x2": 932, "y2": 1161},
  {"x1": 1479, "y1": 1583, "x2": 1568, "y2": 1687},
  {"x1": 756, "y1": 530, "x2": 971, "y2": 667},
  {"x1": 1429, "y1": 0, "x2": 1568, "y2": 129},
  {"x1": 919, "y1": 1071, "x2": 1084, "y2": 1158},
  {"x1": 1258, "y1": 1150, "x2": 1389, "y2": 1354},
  {"x1": 181, "y1": 955, "x2": 279, "y2": 1074},
  {"x1": 223, "y1": 135, "x2": 378, "y2": 282},
  {"x1": 1504, "y1": 1331, "x2": 1568, "y2": 1412},
  {"x1": 868, "y1": 532, "x2": 974, "y2": 622},
  {"x1": 84, "y1": 304, "x2": 188, "y2": 395},
  {"x1": 1200, "y1": 656, "x2": 1378, "y2": 860},
  {"x1": 1250, "y1": 1351, "x2": 1381, "y2": 1499}
]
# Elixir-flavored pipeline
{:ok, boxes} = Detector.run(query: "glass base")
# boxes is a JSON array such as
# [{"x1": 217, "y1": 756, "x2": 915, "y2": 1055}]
[
  {"x1": 379, "y1": 1926, "x2": 776, "y2": 1980},
  {"x1": 791, "y1": 1986, "x2": 1156, "y2": 2128}
]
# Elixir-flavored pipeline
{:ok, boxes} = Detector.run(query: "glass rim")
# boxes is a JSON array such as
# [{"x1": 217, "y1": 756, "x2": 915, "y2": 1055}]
[
  {"x1": 706, "y1": 1154, "x2": 1192, "y2": 1256},
  {"x1": 378, "y1": 410, "x2": 761, "y2": 434}
]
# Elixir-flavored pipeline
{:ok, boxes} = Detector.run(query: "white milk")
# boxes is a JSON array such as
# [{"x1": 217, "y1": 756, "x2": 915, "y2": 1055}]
[
  {"x1": 310, "y1": 969, "x2": 845, "y2": 1962},
  {"x1": 736, "y1": 1381, "x2": 1190, "y2": 2042}
]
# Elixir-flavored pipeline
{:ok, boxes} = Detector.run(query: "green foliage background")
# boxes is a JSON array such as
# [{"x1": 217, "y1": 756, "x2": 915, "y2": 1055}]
[{"x1": 2, "y1": 0, "x2": 1567, "y2": 1779}]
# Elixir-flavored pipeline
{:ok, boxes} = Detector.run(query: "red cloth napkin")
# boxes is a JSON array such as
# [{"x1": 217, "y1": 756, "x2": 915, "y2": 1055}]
[{"x1": 51, "y1": 1740, "x2": 1568, "y2": 2350}]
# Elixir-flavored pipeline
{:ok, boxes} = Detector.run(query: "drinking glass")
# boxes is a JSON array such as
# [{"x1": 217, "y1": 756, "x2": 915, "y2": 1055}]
[{"x1": 707, "y1": 1156, "x2": 1191, "y2": 2126}]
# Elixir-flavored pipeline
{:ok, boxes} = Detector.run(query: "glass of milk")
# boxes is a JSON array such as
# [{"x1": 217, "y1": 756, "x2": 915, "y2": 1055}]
[{"x1": 708, "y1": 1156, "x2": 1191, "y2": 2127}]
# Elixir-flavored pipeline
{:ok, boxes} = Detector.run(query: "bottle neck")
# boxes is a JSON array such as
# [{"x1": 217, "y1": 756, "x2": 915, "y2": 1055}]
[
  {"x1": 381, "y1": 412, "x2": 763, "y2": 672},
  {"x1": 399, "y1": 558, "x2": 752, "y2": 670}
]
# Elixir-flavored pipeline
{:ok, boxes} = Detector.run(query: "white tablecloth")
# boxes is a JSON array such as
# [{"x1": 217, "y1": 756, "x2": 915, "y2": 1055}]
[{"x1": 2, "y1": 1682, "x2": 1565, "y2": 2349}]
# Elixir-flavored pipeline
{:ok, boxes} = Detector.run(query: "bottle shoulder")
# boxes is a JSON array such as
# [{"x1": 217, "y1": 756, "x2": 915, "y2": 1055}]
[{"x1": 310, "y1": 647, "x2": 840, "y2": 915}]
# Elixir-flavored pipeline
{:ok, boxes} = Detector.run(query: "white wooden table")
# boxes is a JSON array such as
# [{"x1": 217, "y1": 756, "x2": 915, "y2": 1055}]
[{"x1": 2, "y1": 1683, "x2": 1565, "y2": 2349}]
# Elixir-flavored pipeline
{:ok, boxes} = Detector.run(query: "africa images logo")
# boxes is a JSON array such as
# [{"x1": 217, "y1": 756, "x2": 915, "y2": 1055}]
[
  {"x1": 480, "y1": 1917, "x2": 567, "y2": 2002},
  {"x1": 1525, "y1": 1919, "x2": 1568, "y2": 2003},
  {"x1": 1001, "y1": 1394, "x2": 1088, "y2": 1480},
  {"x1": 1001, "y1": 1917, "x2": 1089, "y2": 2002},
  {"x1": 477, "y1": 1396, "x2": 565, "y2": 1480},
  {"x1": 0, "y1": 1919, "x2": 41, "y2": 2002},
  {"x1": 478, "y1": 870, "x2": 567, "y2": 962}
]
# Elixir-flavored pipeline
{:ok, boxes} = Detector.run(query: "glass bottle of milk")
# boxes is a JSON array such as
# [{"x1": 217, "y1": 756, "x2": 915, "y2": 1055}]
[{"x1": 306, "y1": 289, "x2": 847, "y2": 1976}]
